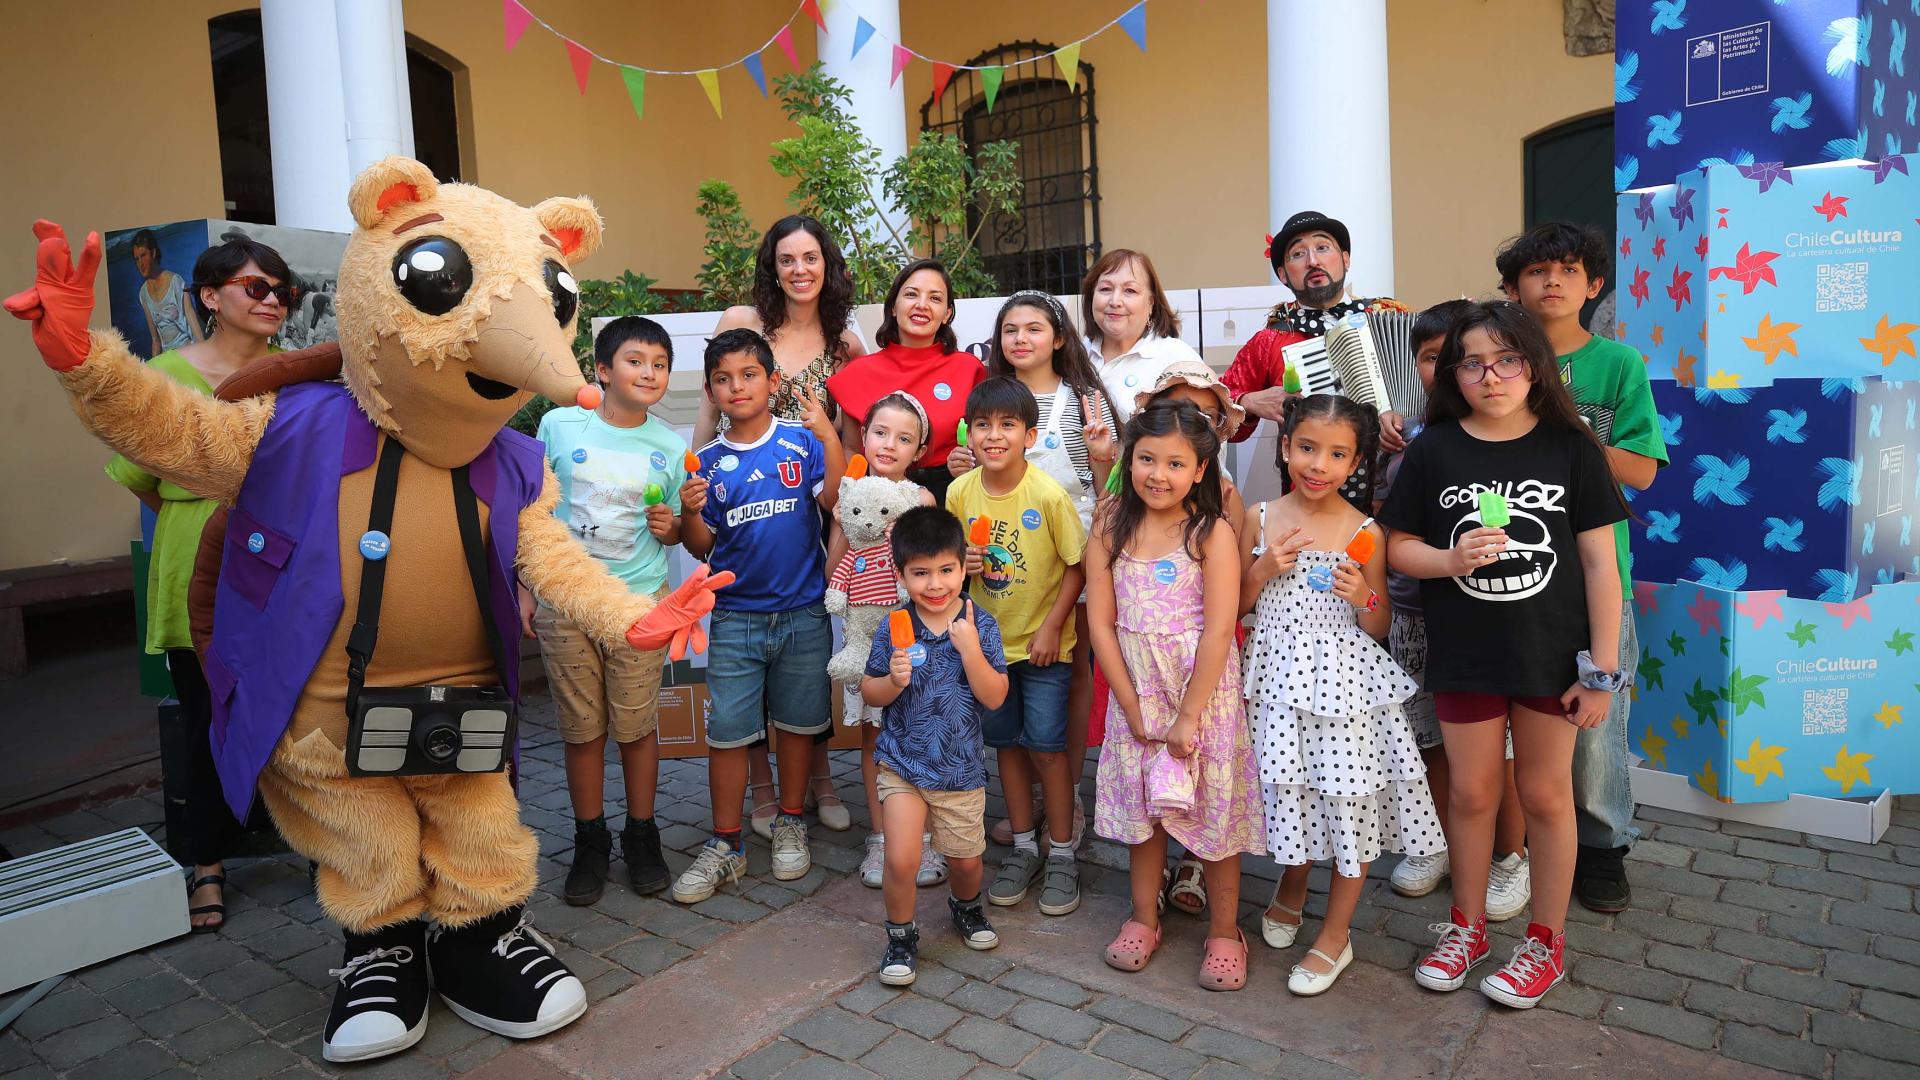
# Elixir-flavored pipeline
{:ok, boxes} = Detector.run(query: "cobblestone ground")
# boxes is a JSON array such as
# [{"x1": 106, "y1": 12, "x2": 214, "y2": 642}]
[{"x1": 2, "y1": 695, "x2": 1918, "y2": 1078}]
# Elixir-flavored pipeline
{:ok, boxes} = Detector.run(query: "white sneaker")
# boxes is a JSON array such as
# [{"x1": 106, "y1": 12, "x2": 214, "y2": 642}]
[
  {"x1": 1485, "y1": 852, "x2": 1531, "y2": 922},
  {"x1": 916, "y1": 836, "x2": 948, "y2": 887},
  {"x1": 671, "y1": 839, "x2": 747, "y2": 904},
  {"x1": 770, "y1": 816, "x2": 811, "y2": 881},
  {"x1": 860, "y1": 834, "x2": 885, "y2": 888},
  {"x1": 1391, "y1": 850, "x2": 1450, "y2": 898}
]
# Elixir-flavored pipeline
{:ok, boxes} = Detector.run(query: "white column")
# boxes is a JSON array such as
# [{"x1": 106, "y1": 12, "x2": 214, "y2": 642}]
[
  {"x1": 817, "y1": 0, "x2": 909, "y2": 236},
  {"x1": 260, "y1": 0, "x2": 413, "y2": 231},
  {"x1": 1266, "y1": 0, "x2": 1394, "y2": 298},
  {"x1": 262, "y1": 0, "x2": 352, "y2": 231}
]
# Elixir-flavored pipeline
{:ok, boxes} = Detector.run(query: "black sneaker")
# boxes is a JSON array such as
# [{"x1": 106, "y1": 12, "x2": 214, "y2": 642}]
[
  {"x1": 949, "y1": 896, "x2": 1000, "y2": 951},
  {"x1": 429, "y1": 906, "x2": 587, "y2": 1039},
  {"x1": 1574, "y1": 845, "x2": 1632, "y2": 913},
  {"x1": 322, "y1": 919, "x2": 429, "y2": 1063},
  {"x1": 879, "y1": 924, "x2": 919, "y2": 986},
  {"x1": 564, "y1": 821, "x2": 612, "y2": 906},
  {"x1": 622, "y1": 819, "x2": 670, "y2": 895}
]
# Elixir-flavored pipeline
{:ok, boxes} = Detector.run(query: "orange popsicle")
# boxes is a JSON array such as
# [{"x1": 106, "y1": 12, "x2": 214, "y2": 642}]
[
  {"x1": 1345, "y1": 529, "x2": 1376, "y2": 565},
  {"x1": 683, "y1": 451, "x2": 702, "y2": 474},
  {"x1": 845, "y1": 454, "x2": 869, "y2": 479},
  {"x1": 968, "y1": 516, "x2": 994, "y2": 546},
  {"x1": 889, "y1": 609, "x2": 915, "y2": 649}
]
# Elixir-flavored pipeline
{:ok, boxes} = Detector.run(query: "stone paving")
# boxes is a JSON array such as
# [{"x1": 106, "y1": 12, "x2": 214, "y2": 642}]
[{"x1": 2, "y1": 694, "x2": 1918, "y2": 1078}]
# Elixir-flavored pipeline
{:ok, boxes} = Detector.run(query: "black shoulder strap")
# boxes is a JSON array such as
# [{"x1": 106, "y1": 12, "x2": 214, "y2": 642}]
[{"x1": 345, "y1": 438, "x2": 511, "y2": 714}]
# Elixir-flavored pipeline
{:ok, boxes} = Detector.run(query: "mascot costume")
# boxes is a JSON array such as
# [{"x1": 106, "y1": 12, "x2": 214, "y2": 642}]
[{"x1": 6, "y1": 157, "x2": 729, "y2": 1063}]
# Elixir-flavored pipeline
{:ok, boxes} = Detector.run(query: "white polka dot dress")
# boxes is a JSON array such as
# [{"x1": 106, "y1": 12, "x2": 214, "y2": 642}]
[{"x1": 1243, "y1": 520, "x2": 1443, "y2": 879}]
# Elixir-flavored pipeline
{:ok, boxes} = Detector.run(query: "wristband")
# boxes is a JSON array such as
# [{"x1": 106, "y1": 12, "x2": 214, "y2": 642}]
[
  {"x1": 1363, "y1": 590, "x2": 1380, "y2": 614},
  {"x1": 1576, "y1": 649, "x2": 1630, "y2": 693}
]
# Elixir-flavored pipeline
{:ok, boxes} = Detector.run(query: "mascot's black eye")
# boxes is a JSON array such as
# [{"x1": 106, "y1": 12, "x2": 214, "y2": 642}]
[
  {"x1": 391, "y1": 237, "x2": 471, "y2": 316},
  {"x1": 545, "y1": 260, "x2": 580, "y2": 326}
]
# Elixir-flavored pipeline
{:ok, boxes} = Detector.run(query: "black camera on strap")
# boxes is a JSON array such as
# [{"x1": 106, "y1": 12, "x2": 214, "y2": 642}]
[{"x1": 343, "y1": 437, "x2": 518, "y2": 777}]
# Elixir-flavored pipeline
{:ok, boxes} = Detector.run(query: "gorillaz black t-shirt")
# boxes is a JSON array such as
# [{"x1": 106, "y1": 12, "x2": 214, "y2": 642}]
[{"x1": 1376, "y1": 419, "x2": 1624, "y2": 698}]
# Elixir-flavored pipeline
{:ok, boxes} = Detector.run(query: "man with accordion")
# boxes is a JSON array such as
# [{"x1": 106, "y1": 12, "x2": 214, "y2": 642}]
[{"x1": 1222, "y1": 211, "x2": 1421, "y2": 511}]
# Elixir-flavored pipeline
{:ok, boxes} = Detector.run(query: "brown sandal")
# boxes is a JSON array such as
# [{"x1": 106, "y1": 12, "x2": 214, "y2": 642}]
[{"x1": 1198, "y1": 928, "x2": 1249, "y2": 991}]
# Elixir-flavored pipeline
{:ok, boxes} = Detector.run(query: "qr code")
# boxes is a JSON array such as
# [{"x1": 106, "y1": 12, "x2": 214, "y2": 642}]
[
  {"x1": 1815, "y1": 262, "x2": 1868, "y2": 312},
  {"x1": 1802, "y1": 687, "x2": 1848, "y2": 735}
]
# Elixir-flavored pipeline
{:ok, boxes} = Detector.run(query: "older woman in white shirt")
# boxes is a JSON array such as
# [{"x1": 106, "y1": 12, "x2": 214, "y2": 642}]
[{"x1": 1080, "y1": 248, "x2": 1203, "y2": 423}]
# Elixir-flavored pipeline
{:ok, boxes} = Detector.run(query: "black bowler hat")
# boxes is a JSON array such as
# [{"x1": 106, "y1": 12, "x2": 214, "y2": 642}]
[{"x1": 1268, "y1": 211, "x2": 1351, "y2": 274}]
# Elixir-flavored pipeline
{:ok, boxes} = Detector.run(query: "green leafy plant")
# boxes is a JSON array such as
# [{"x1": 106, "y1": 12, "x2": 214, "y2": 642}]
[
  {"x1": 509, "y1": 270, "x2": 667, "y2": 435},
  {"x1": 696, "y1": 180, "x2": 759, "y2": 307}
]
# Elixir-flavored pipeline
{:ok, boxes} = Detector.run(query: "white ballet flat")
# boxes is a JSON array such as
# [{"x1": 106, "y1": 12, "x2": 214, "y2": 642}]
[
  {"x1": 1260, "y1": 902, "x2": 1304, "y2": 950},
  {"x1": 1287, "y1": 941, "x2": 1354, "y2": 996}
]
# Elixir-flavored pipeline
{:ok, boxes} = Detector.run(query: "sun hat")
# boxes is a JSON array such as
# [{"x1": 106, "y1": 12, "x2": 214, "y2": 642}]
[{"x1": 1134, "y1": 358, "x2": 1246, "y2": 433}]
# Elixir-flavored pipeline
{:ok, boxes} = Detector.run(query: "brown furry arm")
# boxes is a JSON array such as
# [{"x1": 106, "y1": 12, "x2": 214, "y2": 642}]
[
  {"x1": 516, "y1": 462, "x2": 655, "y2": 650},
  {"x1": 56, "y1": 330, "x2": 271, "y2": 504}
]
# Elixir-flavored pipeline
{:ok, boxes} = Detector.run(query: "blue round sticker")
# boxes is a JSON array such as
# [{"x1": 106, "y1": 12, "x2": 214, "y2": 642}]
[
  {"x1": 571, "y1": 448, "x2": 588, "y2": 464},
  {"x1": 1044, "y1": 433, "x2": 1060, "y2": 449},
  {"x1": 854, "y1": 555, "x2": 868, "y2": 574},
  {"x1": 650, "y1": 450, "x2": 668, "y2": 471},
  {"x1": 246, "y1": 532, "x2": 266, "y2": 554},
  {"x1": 907, "y1": 643, "x2": 927, "y2": 667},
  {"x1": 359, "y1": 530, "x2": 392, "y2": 560},
  {"x1": 1021, "y1": 508, "x2": 1042, "y2": 530},
  {"x1": 1306, "y1": 564, "x2": 1335, "y2": 592},
  {"x1": 933, "y1": 382, "x2": 952, "y2": 401},
  {"x1": 1124, "y1": 374, "x2": 1139, "y2": 387},
  {"x1": 1153, "y1": 559, "x2": 1177, "y2": 584},
  {"x1": 718, "y1": 454, "x2": 740, "y2": 473}
]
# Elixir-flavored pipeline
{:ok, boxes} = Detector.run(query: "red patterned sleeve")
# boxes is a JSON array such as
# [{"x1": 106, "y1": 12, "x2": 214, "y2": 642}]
[{"x1": 1221, "y1": 329, "x2": 1281, "y2": 443}]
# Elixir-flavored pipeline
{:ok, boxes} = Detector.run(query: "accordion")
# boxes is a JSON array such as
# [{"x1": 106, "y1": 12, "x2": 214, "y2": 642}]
[{"x1": 1278, "y1": 309, "x2": 1425, "y2": 418}]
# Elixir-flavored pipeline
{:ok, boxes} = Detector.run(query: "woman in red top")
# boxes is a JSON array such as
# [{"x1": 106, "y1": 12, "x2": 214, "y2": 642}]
[{"x1": 827, "y1": 259, "x2": 986, "y2": 505}]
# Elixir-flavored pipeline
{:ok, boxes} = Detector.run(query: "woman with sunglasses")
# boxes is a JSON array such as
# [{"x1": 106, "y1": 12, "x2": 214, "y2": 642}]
[{"x1": 104, "y1": 237, "x2": 298, "y2": 933}]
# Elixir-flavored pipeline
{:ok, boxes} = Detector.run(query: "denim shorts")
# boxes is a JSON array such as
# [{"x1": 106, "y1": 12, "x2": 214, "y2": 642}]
[
  {"x1": 705, "y1": 604, "x2": 833, "y2": 748},
  {"x1": 982, "y1": 660, "x2": 1073, "y2": 752}
]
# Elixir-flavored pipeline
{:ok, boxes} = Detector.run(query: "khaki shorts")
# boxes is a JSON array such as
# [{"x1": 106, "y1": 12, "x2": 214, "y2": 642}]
[
  {"x1": 875, "y1": 765, "x2": 986, "y2": 860},
  {"x1": 536, "y1": 590, "x2": 668, "y2": 745}
]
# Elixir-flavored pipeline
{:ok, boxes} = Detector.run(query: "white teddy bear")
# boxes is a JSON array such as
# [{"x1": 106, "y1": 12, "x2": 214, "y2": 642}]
[{"x1": 825, "y1": 467, "x2": 923, "y2": 683}]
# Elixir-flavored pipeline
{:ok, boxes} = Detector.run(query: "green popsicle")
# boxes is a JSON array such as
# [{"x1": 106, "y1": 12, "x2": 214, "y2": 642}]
[
  {"x1": 1282, "y1": 365, "x2": 1302, "y2": 394},
  {"x1": 956, "y1": 419, "x2": 969, "y2": 447},
  {"x1": 1477, "y1": 490, "x2": 1511, "y2": 528},
  {"x1": 643, "y1": 482, "x2": 665, "y2": 506}
]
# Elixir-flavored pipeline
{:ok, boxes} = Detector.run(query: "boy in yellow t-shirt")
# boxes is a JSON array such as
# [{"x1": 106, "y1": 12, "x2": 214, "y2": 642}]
[{"x1": 946, "y1": 376, "x2": 1088, "y2": 918}]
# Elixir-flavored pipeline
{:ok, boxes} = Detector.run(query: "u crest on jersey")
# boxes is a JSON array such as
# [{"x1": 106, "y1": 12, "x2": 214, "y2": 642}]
[{"x1": 777, "y1": 460, "x2": 803, "y2": 488}]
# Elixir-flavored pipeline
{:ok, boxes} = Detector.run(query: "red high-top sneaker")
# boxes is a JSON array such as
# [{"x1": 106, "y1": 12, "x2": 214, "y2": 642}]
[
  {"x1": 1413, "y1": 906, "x2": 1489, "y2": 991},
  {"x1": 1479, "y1": 921, "x2": 1566, "y2": 1008}
]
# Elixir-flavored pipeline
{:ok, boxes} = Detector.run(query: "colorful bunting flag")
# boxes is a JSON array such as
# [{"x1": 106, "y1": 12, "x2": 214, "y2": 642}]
[
  {"x1": 501, "y1": 0, "x2": 533, "y2": 51},
  {"x1": 981, "y1": 66, "x2": 1005, "y2": 111},
  {"x1": 566, "y1": 39, "x2": 593, "y2": 94},
  {"x1": 1118, "y1": 3, "x2": 1148, "y2": 51},
  {"x1": 621, "y1": 66, "x2": 646, "y2": 120},
  {"x1": 1055, "y1": 42, "x2": 1081, "y2": 89},
  {"x1": 697, "y1": 69, "x2": 723, "y2": 118},
  {"x1": 889, "y1": 44, "x2": 911, "y2": 87},
  {"x1": 931, "y1": 61, "x2": 957, "y2": 101},
  {"x1": 802, "y1": 0, "x2": 827, "y2": 33},
  {"x1": 852, "y1": 17, "x2": 876, "y2": 59},
  {"x1": 744, "y1": 51, "x2": 769, "y2": 96},
  {"x1": 773, "y1": 24, "x2": 800, "y2": 70}
]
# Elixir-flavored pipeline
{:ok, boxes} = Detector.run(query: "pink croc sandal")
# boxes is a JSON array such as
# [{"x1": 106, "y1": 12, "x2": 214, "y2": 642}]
[
  {"x1": 1104, "y1": 919, "x2": 1162, "y2": 972},
  {"x1": 1199, "y1": 928, "x2": 1249, "y2": 991}
]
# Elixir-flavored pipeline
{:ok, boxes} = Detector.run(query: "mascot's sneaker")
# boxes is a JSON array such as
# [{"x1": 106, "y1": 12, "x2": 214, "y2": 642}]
[
  {"x1": 323, "y1": 919, "x2": 430, "y2": 1063},
  {"x1": 429, "y1": 906, "x2": 587, "y2": 1039}
]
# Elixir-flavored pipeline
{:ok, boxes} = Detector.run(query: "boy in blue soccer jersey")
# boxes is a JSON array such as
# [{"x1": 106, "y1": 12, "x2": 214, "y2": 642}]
[
  {"x1": 862, "y1": 506, "x2": 1009, "y2": 985},
  {"x1": 676, "y1": 328, "x2": 846, "y2": 904}
]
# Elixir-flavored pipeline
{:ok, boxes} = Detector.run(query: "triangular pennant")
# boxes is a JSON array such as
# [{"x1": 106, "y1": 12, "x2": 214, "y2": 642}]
[
  {"x1": 696, "y1": 68, "x2": 724, "y2": 118},
  {"x1": 801, "y1": 0, "x2": 826, "y2": 32},
  {"x1": 889, "y1": 45, "x2": 912, "y2": 87},
  {"x1": 773, "y1": 24, "x2": 800, "y2": 70},
  {"x1": 566, "y1": 39, "x2": 593, "y2": 94},
  {"x1": 1118, "y1": 3, "x2": 1148, "y2": 51},
  {"x1": 851, "y1": 17, "x2": 876, "y2": 59},
  {"x1": 981, "y1": 66, "x2": 1005, "y2": 111},
  {"x1": 744, "y1": 50, "x2": 769, "y2": 96},
  {"x1": 932, "y1": 62, "x2": 956, "y2": 101},
  {"x1": 1054, "y1": 42, "x2": 1081, "y2": 89},
  {"x1": 501, "y1": 0, "x2": 533, "y2": 51},
  {"x1": 620, "y1": 66, "x2": 646, "y2": 121}
]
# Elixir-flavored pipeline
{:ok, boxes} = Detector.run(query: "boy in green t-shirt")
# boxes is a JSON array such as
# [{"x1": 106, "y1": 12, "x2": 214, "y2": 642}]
[
  {"x1": 946, "y1": 377, "x2": 1088, "y2": 918},
  {"x1": 1499, "y1": 221, "x2": 1669, "y2": 915},
  {"x1": 520, "y1": 317, "x2": 689, "y2": 906}
]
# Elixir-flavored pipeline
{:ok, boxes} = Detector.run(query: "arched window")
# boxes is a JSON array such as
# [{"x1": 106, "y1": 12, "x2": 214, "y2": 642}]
[
  {"x1": 920, "y1": 42, "x2": 1100, "y2": 296},
  {"x1": 207, "y1": 11, "x2": 465, "y2": 225},
  {"x1": 1523, "y1": 110, "x2": 1615, "y2": 327}
]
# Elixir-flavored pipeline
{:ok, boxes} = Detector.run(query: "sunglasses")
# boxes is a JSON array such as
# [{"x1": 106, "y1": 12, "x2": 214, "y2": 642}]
[{"x1": 226, "y1": 276, "x2": 301, "y2": 306}]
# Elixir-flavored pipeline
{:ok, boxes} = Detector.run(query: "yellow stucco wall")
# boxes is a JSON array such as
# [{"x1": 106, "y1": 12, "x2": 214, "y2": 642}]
[{"x1": 0, "y1": 0, "x2": 1607, "y2": 570}]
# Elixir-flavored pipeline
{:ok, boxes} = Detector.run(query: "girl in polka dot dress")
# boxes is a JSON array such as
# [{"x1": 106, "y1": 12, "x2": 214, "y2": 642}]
[
  {"x1": 1240, "y1": 394, "x2": 1441, "y2": 997},
  {"x1": 1085, "y1": 402, "x2": 1265, "y2": 991}
]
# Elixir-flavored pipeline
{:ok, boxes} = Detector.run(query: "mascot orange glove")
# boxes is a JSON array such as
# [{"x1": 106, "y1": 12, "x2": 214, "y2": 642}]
[
  {"x1": 5, "y1": 221, "x2": 101, "y2": 372},
  {"x1": 626, "y1": 563, "x2": 736, "y2": 660}
]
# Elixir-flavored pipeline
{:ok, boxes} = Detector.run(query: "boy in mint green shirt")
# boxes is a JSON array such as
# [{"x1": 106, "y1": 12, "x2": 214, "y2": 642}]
[
  {"x1": 1499, "y1": 221, "x2": 1668, "y2": 916},
  {"x1": 521, "y1": 316, "x2": 688, "y2": 906}
]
